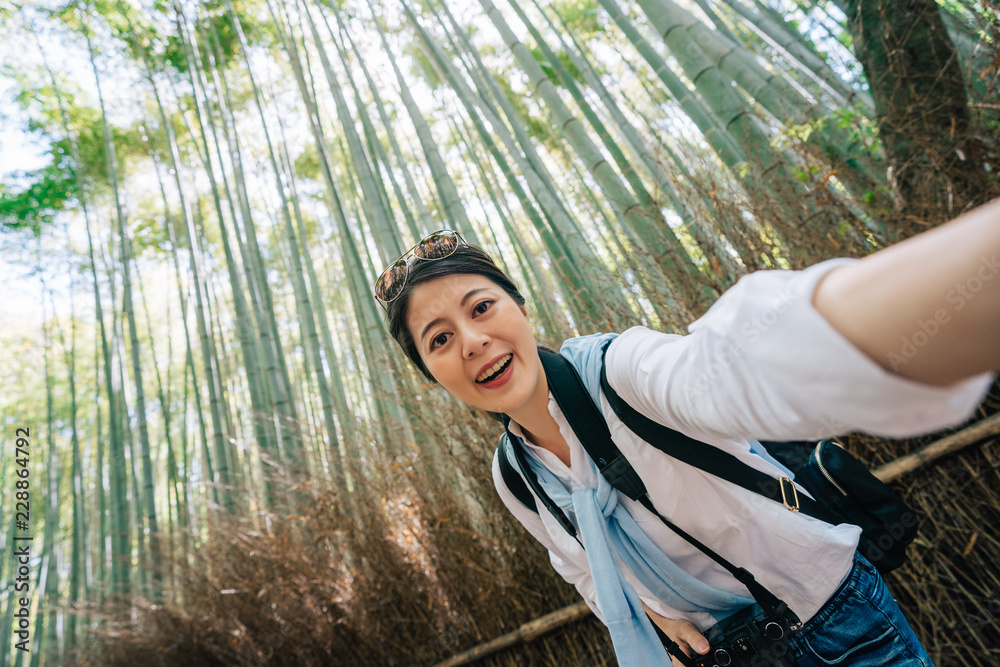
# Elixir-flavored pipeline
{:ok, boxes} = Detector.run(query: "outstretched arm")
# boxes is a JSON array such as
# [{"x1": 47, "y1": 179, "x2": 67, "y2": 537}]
[{"x1": 813, "y1": 198, "x2": 1000, "y2": 386}]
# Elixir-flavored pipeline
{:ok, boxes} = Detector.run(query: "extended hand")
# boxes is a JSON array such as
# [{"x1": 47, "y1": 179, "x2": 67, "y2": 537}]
[{"x1": 642, "y1": 602, "x2": 710, "y2": 667}]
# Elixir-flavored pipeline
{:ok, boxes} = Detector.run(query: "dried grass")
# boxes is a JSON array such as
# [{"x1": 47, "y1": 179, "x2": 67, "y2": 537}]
[
  {"x1": 65, "y1": 381, "x2": 1000, "y2": 667},
  {"x1": 64, "y1": 405, "x2": 616, "y2": 666}
]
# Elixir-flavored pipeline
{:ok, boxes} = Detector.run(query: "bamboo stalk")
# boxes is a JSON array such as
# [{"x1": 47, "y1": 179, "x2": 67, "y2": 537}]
[{"x1": 436, "y1": 413, "x2": 1000, "y2": 666}]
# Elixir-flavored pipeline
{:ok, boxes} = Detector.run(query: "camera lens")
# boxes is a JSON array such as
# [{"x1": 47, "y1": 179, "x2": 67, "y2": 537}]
[
  {"x1": 764, "y1": 622, "x2": 784, "y2": 640},
  {"x1": 714, "y1": 648, "x2": 732, "y2": 665}
]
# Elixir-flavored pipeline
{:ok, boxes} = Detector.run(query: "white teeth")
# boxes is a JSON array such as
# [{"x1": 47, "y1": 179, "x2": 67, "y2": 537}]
[{"x1": 477, "y1": 354, "x2": 512, "y2": 383}]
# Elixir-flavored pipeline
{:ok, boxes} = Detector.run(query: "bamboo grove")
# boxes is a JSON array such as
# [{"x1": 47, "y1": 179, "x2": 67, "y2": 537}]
[{"x1": 0, "y1": 0, "x2": 998, "y2": 665}]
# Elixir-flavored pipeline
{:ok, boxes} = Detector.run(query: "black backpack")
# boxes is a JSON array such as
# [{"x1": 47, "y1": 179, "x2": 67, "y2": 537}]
[{"x1": 496, "y1": 344, "x2": 919, "y2": 573}]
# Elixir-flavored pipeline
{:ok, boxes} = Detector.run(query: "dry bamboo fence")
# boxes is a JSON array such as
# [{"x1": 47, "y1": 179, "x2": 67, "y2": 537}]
[{"x1": 435, "y1": 414, "x2": 1000, "y2": 667}]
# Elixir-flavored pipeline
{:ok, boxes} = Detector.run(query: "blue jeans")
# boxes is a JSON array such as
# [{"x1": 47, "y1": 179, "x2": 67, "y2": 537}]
[{"x1": 786, "y1": 552, "x2": 935, "y2": 666}]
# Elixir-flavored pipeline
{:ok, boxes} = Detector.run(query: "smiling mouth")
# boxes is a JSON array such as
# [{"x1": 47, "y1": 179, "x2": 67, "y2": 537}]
[{"x1": 476, "y1": 354, "x2": 513, "y2": 383}]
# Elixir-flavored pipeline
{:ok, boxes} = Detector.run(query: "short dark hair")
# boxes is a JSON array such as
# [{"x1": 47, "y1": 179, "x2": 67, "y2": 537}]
[{"x1": 385, "y1": 244, "x2": 526, "y2": 382}]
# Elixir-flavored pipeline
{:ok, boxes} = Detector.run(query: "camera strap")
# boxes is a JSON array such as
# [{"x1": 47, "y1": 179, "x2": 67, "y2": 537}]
[
  {"x1": 534, "y1": 349, "x2": 799, "y2": 626},
  {"x1": 500, "y1": 415, "x2": 583, "y2": 547}
]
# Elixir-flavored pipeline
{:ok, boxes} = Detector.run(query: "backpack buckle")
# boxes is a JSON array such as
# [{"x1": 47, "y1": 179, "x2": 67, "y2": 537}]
[
  {"x1": 779, "y1": 477, "x2": 800, "y2": 512},
  {"x1": 600, "y1": 455, "x2": 648, "y2": 500}
]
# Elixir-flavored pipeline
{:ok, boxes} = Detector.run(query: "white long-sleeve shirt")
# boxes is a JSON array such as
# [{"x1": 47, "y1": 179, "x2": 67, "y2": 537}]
[{"x1": 491, "y1": 259, "x2": 993, "y2": 630}]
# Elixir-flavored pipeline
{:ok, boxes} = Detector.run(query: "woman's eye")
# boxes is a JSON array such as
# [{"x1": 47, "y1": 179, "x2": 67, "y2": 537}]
[
  {"x1": 430, "y1": 333, "x2": 449, "y2": 349},
  {"x1": 473, "y1": 300, "x2": 494, "y2": 316}
]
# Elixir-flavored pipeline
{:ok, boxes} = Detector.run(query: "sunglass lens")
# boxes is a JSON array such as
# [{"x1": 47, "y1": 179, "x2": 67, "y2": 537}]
[
  {"x1": 375, "y1": 258, "x2": 408, "y2": 302},
  {"x1": 414, "y1": 231, "x2": 459, "y2": 260}
]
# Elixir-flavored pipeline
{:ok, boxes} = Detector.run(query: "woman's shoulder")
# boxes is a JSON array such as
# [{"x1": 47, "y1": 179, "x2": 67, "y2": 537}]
[
  {"x1": 558, "y1": 330, "x2": 619, "y2": 354},
  {"x1": 601, "y1": 327, "x2": 686, "y2": 372},
  {"x1": 558, "y1": 327, "x2": 682, "y2": 358},
  {"x1": 553, "y1": 329, "x2": 685, "y2": 406}
]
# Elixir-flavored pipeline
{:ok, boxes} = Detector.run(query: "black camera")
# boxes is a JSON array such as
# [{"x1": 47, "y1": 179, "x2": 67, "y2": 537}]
[{"x1": 658, "y1": 604, "x2": 796, "y2": 667}]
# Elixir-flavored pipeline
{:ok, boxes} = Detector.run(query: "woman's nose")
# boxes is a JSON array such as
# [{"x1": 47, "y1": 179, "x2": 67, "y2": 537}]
[{"x1": 462, "y1": 328, "x2": 490, "y2": 358}]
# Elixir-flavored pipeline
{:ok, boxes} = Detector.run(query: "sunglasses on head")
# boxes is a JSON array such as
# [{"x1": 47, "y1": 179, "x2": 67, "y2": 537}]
[{"x1": 373, "y1": 229, "x2": 467, "y2": 306}]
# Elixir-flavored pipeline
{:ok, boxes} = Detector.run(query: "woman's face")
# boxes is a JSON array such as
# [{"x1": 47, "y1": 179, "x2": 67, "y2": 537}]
[{"x1": 405, "y1": 273, "x2": 544, "y2": 416}]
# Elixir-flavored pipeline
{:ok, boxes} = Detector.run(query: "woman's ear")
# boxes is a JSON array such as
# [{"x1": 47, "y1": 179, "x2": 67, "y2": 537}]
[{"x1": 519, "y1": 303, "x2": 530, "y2": 320}]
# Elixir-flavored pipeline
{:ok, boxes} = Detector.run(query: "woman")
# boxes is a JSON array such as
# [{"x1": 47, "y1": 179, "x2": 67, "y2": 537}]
[{"x1": 376, "y1": 198, "x2": 1000, "y2": 666}]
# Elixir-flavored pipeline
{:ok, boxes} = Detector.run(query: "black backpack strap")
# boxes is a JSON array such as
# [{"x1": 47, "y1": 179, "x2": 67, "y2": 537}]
[
  {"x1": 497, "y1": 433, "x2": 536, "y2": 513},
  {"x1": 539, "y1": 348, "x2": 797, "y2": 624},
  {"x1": 539, "y1": 348, "x2": 647, "y2": 500},
  {"x1": 597, "y1": 344, "x2": 841, "y2": 526}
]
